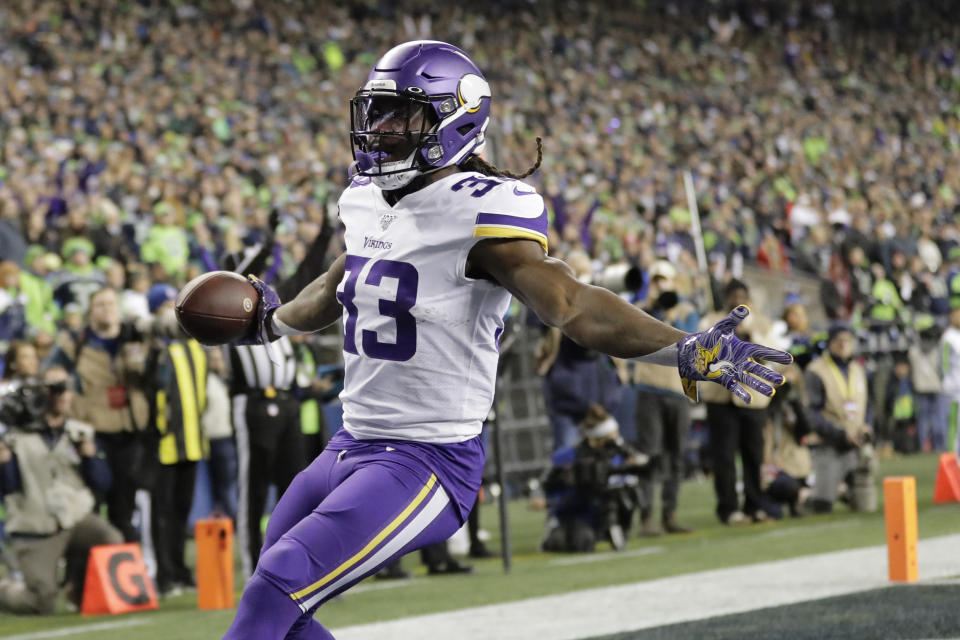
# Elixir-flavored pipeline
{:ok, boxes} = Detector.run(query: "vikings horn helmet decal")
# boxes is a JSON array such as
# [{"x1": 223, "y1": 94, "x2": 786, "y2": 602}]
[{"x1": 350, "y1": 41, "x2": 492, "y2": 190}]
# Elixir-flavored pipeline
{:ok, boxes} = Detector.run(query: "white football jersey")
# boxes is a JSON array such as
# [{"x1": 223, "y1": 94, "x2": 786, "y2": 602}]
[
  {"x1": 335, "y1": 171, "x2": 547, "y2": 443},
  {"x1": 943, "y1": 326, "x2": 960, "y2": 398}
]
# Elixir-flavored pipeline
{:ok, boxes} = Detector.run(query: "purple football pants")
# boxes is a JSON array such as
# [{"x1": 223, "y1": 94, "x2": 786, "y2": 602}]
[{"x1": 222, "y1": 438, "x2": 464, "y2": 639}]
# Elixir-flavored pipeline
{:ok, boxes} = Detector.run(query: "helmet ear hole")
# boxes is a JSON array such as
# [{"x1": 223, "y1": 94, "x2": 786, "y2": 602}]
[{"x1": 456, "y1": 123, "x2": 475, "y2": 136}]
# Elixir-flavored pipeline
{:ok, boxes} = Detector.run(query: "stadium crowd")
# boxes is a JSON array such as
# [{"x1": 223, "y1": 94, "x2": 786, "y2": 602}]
[{"x1": 0, "y1": 0, "x2": 959, "y2": 612}]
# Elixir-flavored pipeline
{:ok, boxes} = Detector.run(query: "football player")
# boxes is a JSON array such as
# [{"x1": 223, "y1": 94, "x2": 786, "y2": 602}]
[{"x1": 221, "y1": 40, "x2": 791, "y2": 640}]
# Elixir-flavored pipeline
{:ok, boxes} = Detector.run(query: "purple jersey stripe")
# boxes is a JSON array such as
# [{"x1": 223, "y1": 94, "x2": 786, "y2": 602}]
[{"x1": 475, "y1": 207, "x2": 548, "y2": 235}]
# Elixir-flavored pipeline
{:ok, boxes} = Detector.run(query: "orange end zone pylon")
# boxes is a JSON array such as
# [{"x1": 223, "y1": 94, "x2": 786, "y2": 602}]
[
  {"x1": 883, "y1": 476, "x2": 918, "y2": 583},
  {"x1": 196, "y1": 517, "x2": 235, "y2": 610},
  {"x1": 933, "y1": 453, "x2": 960, "y2": 504}
]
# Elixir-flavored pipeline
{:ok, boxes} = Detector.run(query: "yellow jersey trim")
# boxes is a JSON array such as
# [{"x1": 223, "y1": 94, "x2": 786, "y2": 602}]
[{"x1": 473, "y1": 226, "x2": 548, "y2": 253}]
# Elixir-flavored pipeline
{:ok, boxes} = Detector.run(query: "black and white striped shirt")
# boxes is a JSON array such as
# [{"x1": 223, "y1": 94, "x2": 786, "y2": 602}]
[{"x1": 228, "y1": 336, "x2": 297, "y2": 393}]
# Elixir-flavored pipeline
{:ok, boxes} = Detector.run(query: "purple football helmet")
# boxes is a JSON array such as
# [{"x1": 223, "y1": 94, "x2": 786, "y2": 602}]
[{"x1": 350, "y1": 40, "x2": 491, "y2": 189}]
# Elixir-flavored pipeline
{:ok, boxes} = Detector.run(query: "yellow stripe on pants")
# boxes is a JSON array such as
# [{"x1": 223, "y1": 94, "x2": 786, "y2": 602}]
[{"x1": 289, "y1": 474, "x2": 437, "y2": 601}]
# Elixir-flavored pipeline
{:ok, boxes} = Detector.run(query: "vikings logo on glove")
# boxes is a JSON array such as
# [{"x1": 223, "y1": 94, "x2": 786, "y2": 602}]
[
  {"x1": 695, "y1": 341, "x2": 726, "y2": 379},
  {"x1": 678, "y1": 305, "x2": 793, "y2": 404}
]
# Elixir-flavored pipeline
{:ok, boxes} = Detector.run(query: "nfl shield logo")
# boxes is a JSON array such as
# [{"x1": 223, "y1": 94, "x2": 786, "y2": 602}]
[{"x1": 378, "y1": 213, "x2": 397, "y2": 231}]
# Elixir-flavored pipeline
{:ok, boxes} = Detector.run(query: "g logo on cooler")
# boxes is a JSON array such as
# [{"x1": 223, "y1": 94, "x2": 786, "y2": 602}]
[{"x1": 243, "y1": 298, "x2": 253, "y2": 313}]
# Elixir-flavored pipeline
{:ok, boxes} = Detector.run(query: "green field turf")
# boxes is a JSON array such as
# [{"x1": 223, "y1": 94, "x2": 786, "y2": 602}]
[{"x1": 1, "y1": 452, "x2": 957, "y2": 639}]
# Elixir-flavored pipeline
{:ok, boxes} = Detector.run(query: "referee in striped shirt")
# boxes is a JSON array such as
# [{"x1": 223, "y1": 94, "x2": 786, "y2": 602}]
[
  {"x1": 228, "y1": 337, "x2": 304, "y2": 577},
  {"x1": 216, "y1": 208, "x2": 335, "y2": 577}
]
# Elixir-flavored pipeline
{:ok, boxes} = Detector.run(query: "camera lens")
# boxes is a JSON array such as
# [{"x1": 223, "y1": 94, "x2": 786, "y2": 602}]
[{"x1": 46, "y1": 382, "x2": 68, "y2": 395}]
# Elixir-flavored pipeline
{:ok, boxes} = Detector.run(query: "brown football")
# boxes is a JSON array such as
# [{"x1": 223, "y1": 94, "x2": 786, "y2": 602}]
[{"x1": 175, "y1": 271, "x2": 258, "y2": 345}]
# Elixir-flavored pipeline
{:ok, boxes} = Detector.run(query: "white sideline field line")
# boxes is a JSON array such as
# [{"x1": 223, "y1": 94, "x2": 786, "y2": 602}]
[
  {"x1": 547, "y1": 546, "x2": 665, "y2": 566},
  {"x1": 3, "y1": 618, "x2": 147, "y2": 640},
  {"x1": 333, "y1": 533, "x2": 960, "y2": 640},
  {"x1": 350, "y1": 578, "x2": 421, "y2": 594}
]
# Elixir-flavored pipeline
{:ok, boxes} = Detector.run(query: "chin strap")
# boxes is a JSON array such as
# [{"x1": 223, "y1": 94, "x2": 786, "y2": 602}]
[{"x1": 354, "y1": 150, "x2": 388, "y2": 172}]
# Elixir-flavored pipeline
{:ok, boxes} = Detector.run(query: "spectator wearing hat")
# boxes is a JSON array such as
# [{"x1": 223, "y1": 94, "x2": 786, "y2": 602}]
[
  {"x1": 803, "y1": 322, "x2": 873, "y2": 513},
  {"x1": 144, "y1": 284, "x2": 209, "y2": 597},
  {"x1": 18, "y1": 247, "x2": 58, "y2": 336},
  {"x1": 50, "y1": 238, "x2": 106, "y2": 316}
]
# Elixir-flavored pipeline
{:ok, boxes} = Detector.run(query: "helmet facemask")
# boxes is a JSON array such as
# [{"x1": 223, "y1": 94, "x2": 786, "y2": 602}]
[{"x1": 350, "y1": 93, "x2": 439, "y2": 190}]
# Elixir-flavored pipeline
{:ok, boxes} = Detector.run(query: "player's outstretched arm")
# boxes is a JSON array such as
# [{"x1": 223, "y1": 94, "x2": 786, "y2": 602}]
[
  {"x1": 470, "y1": 239, "x2": 685, "y2": 357},
  {"x1": 469, "y1": 239, "x2": 791, "y2": 403},
  {"x1": 273, "y1": 253, "x2": 346, "y2": 334},
  {"x1": 241, "y1": 254, "x2": 346, "y2": 343}
]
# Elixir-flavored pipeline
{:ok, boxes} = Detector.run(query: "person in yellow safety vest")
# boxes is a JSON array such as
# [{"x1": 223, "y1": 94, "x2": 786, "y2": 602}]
[
  {"x1": 144, "y1": 284, "x2": 208, "y2": 598},
  {"x1": 803, "y1": 322, "x2": 874, "y2": 513}
]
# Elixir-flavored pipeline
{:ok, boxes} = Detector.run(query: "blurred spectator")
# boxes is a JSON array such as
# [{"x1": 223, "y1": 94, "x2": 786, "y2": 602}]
[
  {"x1": 536, "y1": 252, "x2": 624, "y2": 451},
  {"x1": 291, "y1": 335, "x2": 337, "y2": 461},
  {"x1": 120, "y1": 266, "x2": 152, "y2": 322},
  {"x1": 779, "y1": 303, "x2": 816, "y2": 370},
  {"x1": 0, "y1": 366, "x2": 122, "y2": 614},
  {"x1": 0, "y1": 262, "x2": 28, "y2": 347},
  {"x1": 630, "y1": 262, "x2": 697, "y2": 536},
  {"x1": 140, "y1": 205, "x2": 190, "y2": 282},
  {"x1": 761, "y1": 364, "x2": 811, "y2": 519},
  {"x1": 18, "y1": 248, "x2": 58, "y2": 336},
  {"x1": 49, "y1": 287, "x2": 155, "y2": 541},
  {"x1": 803, "y1": 323, "x2": 875, "y2": 513},
  {"x1": 420, "y1": 541, "x2": 474, "y2": 576},
  {"x1": 885, "y1": 356, "x2": 917, "y2": 454},
  {"x1": 50, "y1": 239, "x2": 106, "y2": 316},
  {"x1": 1, "y1": 340, "x2": 39, "y2": 383},
  {"x1": 144, "y1": 285, "x2": 208, "y2": 597},
  {"x1": 943, "y1": 308, "x2": 960, "y2": 454},
  {"x1": 203, "y1": 347, "x2": 238, "y2": 523},
  {"x1": 700, "y1": 280, "x2": 774, "y2": 524},
  {"x1": 538, "y1": 321, "x2": 624, "y2": 452}
]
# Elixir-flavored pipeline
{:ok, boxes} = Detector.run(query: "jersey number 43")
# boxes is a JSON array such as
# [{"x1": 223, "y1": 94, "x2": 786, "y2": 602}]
[{"x1": 337, "y1": 255, "x2": 419, "y2": 362}]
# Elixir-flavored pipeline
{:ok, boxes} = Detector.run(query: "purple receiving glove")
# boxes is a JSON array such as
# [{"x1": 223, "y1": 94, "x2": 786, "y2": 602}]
[
  {"x1": 677, "y1": 305, "x2": 793, "y2": 404},
  {"x1": 235, "y1": 275, "x2": 281, "y2": 345}
]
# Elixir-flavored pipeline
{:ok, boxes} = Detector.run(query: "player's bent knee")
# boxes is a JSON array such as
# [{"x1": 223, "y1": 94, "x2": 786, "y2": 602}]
[{"x1": 255, "y1": 536, "x2": 318, "y2": 596}]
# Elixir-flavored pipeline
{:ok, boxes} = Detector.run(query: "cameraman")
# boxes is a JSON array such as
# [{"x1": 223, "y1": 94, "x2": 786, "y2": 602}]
[
  {"x1": 0, "y1": 366, "x2": 122, "y2": 614},
  {"x1": 803, "y1": 322, "x2": 874, "y2": 513},
  {"x1": 541, "y1": 405, "x2": 649, "y2": 553}
]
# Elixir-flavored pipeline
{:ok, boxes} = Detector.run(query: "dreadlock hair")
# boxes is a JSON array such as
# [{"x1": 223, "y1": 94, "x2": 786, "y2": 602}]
[{"x1": 460, "y1": 137, "x2": 543, "y2": 179}]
